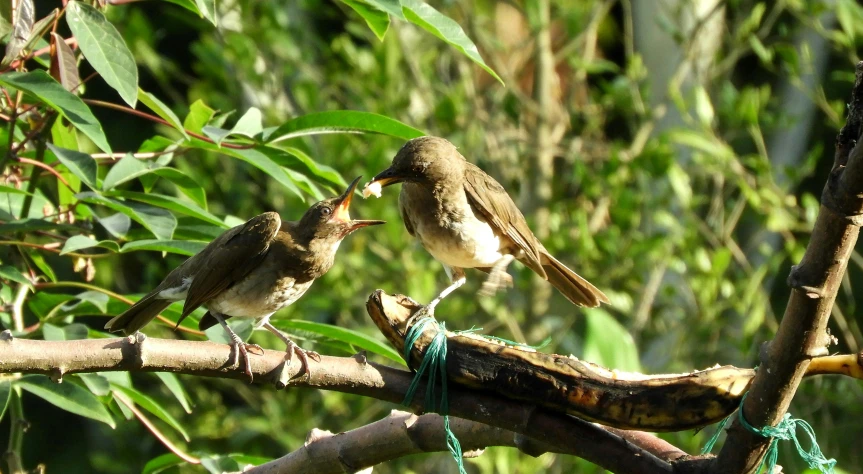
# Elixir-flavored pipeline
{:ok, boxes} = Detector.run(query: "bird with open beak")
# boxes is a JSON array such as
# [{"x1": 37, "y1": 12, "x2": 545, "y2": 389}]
[
  {"x1": 364, "y1": 136, "x2": 608, "y2": 316},
  {"x1": 105, "y1": 177, "x2": 385, "y2": 381}
]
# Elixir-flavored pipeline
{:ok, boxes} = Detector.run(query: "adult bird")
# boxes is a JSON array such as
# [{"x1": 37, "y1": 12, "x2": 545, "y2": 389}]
[
  {"x1": 365, "y1": 136, "x2": 608, "y2": 314},
  {"x1": 105, "y1": 177, "x2": 385, "y2": 381}
]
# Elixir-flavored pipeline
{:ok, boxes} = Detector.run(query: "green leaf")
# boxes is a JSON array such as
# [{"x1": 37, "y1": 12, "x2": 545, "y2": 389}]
[
  {"x1": 2, "y1": 0, "x2": 34, "y2": 65},
  {"x1": 189, "y1": 142, "x2": 304, "y2": 199},
  {"x1": 17, "y1": 375, "x2": 115, "y2": 428},
  {"x1": 78, "y1": 192, "x2": 177, "y2": 240},
  {"x1": 363, "y1": 0, "x2": 403, "y2": 19},
  {"x1": 581, "y1": 308, "x2": 641, "y2": 372},
  {"x1": 107, "y1": 190, "x2": 226, "y2": 228},
  {"x1": 193, "y1": 0, "x2": 217, "y2": 26},
  {"x1": 202, "y1": 107, "x2": 263, "y2": 146},
  {"x1": 183, "y1": 99, "x2": 216, "y2": 133},
  {"x1": 77, "y1": 373, "x2": 111, "y2": 396},
  {"x1": 0, "y1": 184, "x2": 32, "y2": 196},
  {"x1": 66, "y1": 1, "x2": 138, "y2": 107},
  {"x1": 102, "y1": 153, "x2": 148, "y2": 190},
  {"x1": 154, "y1": 372, "x2": 192, "y2": 414},
  {"x1": 151, "y1": 168, "x2": 208, "y2": 209},
  {"x1": 46, "y1": 144, "x2": 98, "y2": 189},
  {"x1": 42, "y1": 322, "x2": 89, "y2": 340},
  {"x1": 102, "y1": 156, "x2": 207, "y2": 208},
  {"x1": 27, "y1": 251, "x2": 57, "y2": 282},
  {"x1": 111, "y1": 384, "x2": 190, "y2": 441},
  {"x1": 61, "y1": 235, "x2": 119, "y2": 255},
  {"x1": 275, "y1": 320, "x2": 404, "y2": 365},
  {"x1": 341, "y1": 0, "x2": 390, "y2": 40},
  {"x1": 0, "y1": 380, "x2": 11, "y2": 422},
  {"x1": 142, "y1": 453, "x2": 184, "y2": 474},
  {"x1": 400, "y1": 0, "x2": 503, "y2": 85},
  {"x1": 263, "y1": 146, "x2": 347, "y2": 189},
  {"x1": 0, "y1": 265, "x2": 31, "y2": 287},
  {"x1": 120, "y1": 239, "x2": 206, "y2": 256},
  {"x1": 0, "y1": 71, "x2": 111, "y2": 153},
  {"x1": 62, "y1": 290, "x2": 110, "y2": 313},
  {"x1": 138, "y1": 89, "x2": 189, "y2": 140},
  {"x1": 0, "y1": 219, "x2": 76, "y2": 235},
  {"x1": 263, "y1": 110, "x2": 424, "y2": 144}
]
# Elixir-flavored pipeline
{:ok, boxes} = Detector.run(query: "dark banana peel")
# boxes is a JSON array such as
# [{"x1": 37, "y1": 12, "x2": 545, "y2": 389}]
[{"x1": 367, "y1": 290, "x2": 863, "y2": 432}]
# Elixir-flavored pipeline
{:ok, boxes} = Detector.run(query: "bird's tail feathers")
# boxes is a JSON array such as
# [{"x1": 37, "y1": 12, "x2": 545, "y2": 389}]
[
  {"x1": 104, "y1": 292, "x2": 172, "y2": 336},
  {"x1": 540, "y1": 251, "x2": 609, "y2": 308}
]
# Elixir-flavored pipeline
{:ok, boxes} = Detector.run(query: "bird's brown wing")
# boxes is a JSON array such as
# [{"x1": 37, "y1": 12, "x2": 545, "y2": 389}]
[
  {"x1": 178, "y1": 212, "x2": 282, "y2": 324},
  {"x1": 462, "y1": 163, "x2": 546, "y2": 278}
]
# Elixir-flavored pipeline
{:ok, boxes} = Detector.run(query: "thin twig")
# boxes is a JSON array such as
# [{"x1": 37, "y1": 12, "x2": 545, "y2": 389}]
[{"x1": 112, "y1": 391, "x2": 200, "y2": 464}]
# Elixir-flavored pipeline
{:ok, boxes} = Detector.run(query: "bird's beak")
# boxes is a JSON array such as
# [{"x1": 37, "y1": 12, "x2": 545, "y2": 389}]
[
  {"x1": 333, "y1": 176, "x2": 386, "y2": 231},
  {"x1": 368, "y1": 167, "x2": 404, "y2": 188}
]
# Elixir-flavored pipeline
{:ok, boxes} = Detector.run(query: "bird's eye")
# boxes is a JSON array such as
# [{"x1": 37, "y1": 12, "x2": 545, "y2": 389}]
[{"x1": 321, "y1": 207, "x2": 332, "y2": 216}]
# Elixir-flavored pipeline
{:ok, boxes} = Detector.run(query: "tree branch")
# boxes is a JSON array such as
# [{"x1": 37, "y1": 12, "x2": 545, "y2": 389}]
[
  {"x1": 0, "y1": 331, "x2": 679, "y2": 474},
  {"x1": 247, "y1": 409, "x2": 579, "y2": 474},
  {"x1": 714, "y1": 61, "x2": 863, "y2": 472}
]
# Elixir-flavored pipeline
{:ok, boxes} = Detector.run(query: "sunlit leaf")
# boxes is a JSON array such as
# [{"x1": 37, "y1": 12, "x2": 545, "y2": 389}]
[
  {"x1": 77, "y1": 373, "x2": 111, "y2": 396},
  {"x1": 0, "y1": 184, "x2": 32, "y2": 196},
  {"x1": 0, "y1": 71, "x2": 111, "y2": 153},
  {"x1": 67, "y1": 1, "x2": 139, "y2": 107},
  {"x1": 142, "y1": 453, "x2": 184, "y2": 474},
  {"x1": 138, "y1": 89, "x2": 190, "y2": 140},
  {"x1": 183, "y1": 99, "x2": 216, "y2": 133},
  {"x1": 202, "y1": 107, "x2": 262, "y2": 146},
  {"x1": 263, "y1": 110, "x2": 425, "y2": 144},
  {"x1": 61, "y1": 235, "x2": 119, "y2": 255},
  {"x1": 262, "y1": 145, "x2": 347, "y2": 189},
  {"x1": 17, "y1": 375, "x2": 115, "y2": 428},
  {"x1": 189, "y1": 142, "x2": 304, "y2": 199},
  {"x1": 401, "y1": 0, "x2": 503, "y2": 85},
  {"x1": 42, "y1": 322, "x2": 89, "y2": 340},
  {"x1": 581, "y1": 308, "x2": 641, "y2": 372},
  {"x1": 341, "y1": 0, "x2": 390, "y2": 40},
  {"x1": 0, "y1": 265, "x2": 31, "y2": 287}
]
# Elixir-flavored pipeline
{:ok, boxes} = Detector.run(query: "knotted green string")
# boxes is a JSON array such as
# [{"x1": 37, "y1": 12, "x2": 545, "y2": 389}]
[
  {"x1": 701, "y1": 393, "x2": 836, "y2": 474},
  {"x1": 402, "y1": 316, "x2": 466, "y2": 474}
]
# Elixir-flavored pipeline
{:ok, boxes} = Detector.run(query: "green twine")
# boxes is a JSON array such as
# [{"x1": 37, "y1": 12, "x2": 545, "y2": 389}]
[
  {"x1": 402, "y1": 316, "x2": 466, "y2": 474},
  {"x1": 701, "y1": 393, "x2": 836, "y2": 474}
]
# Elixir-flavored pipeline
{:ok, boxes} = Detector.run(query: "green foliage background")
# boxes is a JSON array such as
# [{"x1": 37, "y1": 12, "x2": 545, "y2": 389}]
[{"x1": 1, "y1": 0, "x2": 862, "y2": 473}]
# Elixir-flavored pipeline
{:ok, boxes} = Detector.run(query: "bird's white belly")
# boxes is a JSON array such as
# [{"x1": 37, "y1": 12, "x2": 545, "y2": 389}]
[
  {"x1": 417, "y1": 214, "x2": 504, "y2": 269},
  {"x1": 207, "y1": 277, "x2": 313, "y2": 318}
]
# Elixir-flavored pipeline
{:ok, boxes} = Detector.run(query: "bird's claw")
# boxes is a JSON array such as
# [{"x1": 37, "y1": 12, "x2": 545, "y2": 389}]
[
  {"x1": 283, "y1": 339, "x2": 320, "y2": 380},
  {"x1": 227, "y1": 333, "x2": 264, "y2": 383}
]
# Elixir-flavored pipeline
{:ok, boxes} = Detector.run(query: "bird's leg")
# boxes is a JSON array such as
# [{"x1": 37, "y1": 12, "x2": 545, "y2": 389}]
[
  {"x1": 479, "y1": 254, "x2": 516, "y2": 297},
  {"x1": 262, "y1": 322, "x2": 321, "y2": 379},
  {"x1": 409, "y1": 267, "x2": 467, "y2": 324},
  {"x1": 211, "y1": 312, "x2": 263, "y2": 383}
]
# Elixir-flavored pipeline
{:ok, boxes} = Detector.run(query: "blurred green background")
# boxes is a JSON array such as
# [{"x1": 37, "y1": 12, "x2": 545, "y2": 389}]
[{"x1": 1, "y1": 0, "x2": 862, "y2": 472}]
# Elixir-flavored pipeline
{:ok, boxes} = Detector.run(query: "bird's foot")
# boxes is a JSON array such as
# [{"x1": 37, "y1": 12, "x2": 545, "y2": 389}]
[
  {"x1": 479, "y1": 266, "x2": 514, "y2": 298},
  {"x1": 227, "y1": 332, "x2": 264, "y2": 383},
  {"x1": 283, "y1": 339, "x2": 321, "y2": 380}
]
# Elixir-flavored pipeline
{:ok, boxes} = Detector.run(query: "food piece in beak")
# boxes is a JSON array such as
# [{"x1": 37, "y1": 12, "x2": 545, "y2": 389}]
[{"x1": 362, "y1": 180, "x2": 383, "y2": 199}]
